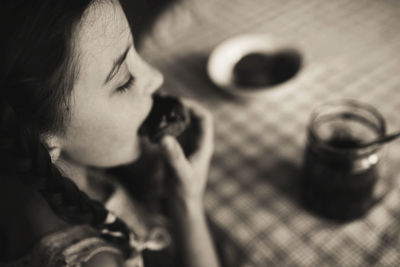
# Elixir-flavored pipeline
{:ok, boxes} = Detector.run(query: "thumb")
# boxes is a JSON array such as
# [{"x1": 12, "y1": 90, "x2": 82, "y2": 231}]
[{"x1": 160, "y1": 135, "x2": 191, "y2": 179}]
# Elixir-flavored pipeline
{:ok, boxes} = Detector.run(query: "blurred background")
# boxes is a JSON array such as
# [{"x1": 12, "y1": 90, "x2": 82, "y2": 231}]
[{"x1": 122, "y1": 0, "x2": 400, "y2": 266}]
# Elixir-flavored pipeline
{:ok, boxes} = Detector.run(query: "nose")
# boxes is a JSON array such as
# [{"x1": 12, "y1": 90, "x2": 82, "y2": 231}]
[
  {"x1": 148, "y1": 64, "x2": 164, "y2": 95},
  {"x1": 138, "y1": 55, "x2": 164, "y2": 95}
]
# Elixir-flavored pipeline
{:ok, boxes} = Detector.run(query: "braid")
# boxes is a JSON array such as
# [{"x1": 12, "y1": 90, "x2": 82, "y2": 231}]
[
  {"x1": 2, "y1": 0, "x2": 141, "y2": 259},
  {"x1": 0, "y1": 99, "x2": 134, "y2": 258}
]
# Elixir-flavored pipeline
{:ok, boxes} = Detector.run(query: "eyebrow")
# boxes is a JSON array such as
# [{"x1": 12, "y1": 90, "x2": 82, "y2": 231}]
[{"x1": 103, "y1": 46, "x2": 130, "y2": 85}]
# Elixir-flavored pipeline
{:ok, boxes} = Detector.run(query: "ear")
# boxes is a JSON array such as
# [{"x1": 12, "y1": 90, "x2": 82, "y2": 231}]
[{"x1": 41, "y1": 135, "x2": 63, "y2": 163}]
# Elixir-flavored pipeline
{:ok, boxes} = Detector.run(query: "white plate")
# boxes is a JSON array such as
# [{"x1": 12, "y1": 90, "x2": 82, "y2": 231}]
[{"x1": 207, "y1": 34, "x2": 303, "y2": 98}]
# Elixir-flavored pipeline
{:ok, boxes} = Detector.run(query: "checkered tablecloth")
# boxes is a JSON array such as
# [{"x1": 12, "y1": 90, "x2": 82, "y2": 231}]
[{"x1": 136, "y1": 0, "x2": 400, "y2": 266}]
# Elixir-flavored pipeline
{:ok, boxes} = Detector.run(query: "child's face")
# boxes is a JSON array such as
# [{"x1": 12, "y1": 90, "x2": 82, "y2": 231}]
[{"x1": 58, "y1": 0, "x2": 163, "y2": 167}]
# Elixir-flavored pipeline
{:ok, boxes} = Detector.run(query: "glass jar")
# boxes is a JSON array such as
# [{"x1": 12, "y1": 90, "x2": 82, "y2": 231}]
[{"x1": 301, "y1": 100, "x2": 387, "y2": 221}]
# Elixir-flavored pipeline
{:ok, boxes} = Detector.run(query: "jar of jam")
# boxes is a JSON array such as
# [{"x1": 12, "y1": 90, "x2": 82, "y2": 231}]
[{"x1": 301, "y1": 100, "x2": 387, "y2": 221}]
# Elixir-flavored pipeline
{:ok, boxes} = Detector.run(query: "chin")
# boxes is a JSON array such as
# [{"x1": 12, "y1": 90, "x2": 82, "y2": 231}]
[
  {"x1": 115, "y1": 141, "x2": 143, "y2": 167},
  {"x1": 123, "y1": 149, "x2": 142, "y2": 165},
  {"x1": 99, "y1": 152, "x2": 140, "y2": 168}
]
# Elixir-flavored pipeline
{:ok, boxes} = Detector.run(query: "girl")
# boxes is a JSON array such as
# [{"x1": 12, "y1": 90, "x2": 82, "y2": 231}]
[{"x1": 0, "y1": 0, "x2": 220, "y2": 266}]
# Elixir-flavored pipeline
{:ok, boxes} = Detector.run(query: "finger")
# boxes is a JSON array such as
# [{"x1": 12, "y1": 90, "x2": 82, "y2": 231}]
[
  {"x1": 181, "y1": 100, "x2": 214, "y2": 162},
  {"x1": 160, "y1": 135, "x2": 191, "y2": 179}
]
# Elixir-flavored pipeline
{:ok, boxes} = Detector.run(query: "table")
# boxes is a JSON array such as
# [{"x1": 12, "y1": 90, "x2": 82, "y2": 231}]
[{"x1": 137, "y1": 0, "x2": 400, "y2": 265}]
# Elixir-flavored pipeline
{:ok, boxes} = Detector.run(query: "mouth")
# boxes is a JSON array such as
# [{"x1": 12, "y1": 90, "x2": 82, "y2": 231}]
[{"x1": 138, "y1": 94, "x2": 190, "y2": 143}]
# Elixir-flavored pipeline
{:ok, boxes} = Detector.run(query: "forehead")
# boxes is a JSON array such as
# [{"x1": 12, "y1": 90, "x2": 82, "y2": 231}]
[{"x1": 73, "y1": 1, "x2": 132, "y2": 71}]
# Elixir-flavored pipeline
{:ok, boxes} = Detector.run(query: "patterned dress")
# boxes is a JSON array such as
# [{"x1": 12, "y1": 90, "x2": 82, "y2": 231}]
[{"x1": 0, "y1": 170, "x2": 172, "y2": 267}]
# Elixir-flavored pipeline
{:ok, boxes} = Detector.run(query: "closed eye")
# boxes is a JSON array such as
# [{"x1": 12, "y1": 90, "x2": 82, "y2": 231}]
[{"x1": 116, "y1": 75, "x2": 135, "y2": 93}]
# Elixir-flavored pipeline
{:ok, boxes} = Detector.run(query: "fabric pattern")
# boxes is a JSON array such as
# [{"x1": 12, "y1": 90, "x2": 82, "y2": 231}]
[
  {"x1": 0, "y1": 225, "x2": 123, "y2": 267},
  {"x1": 137, "y1": 0, "x2": 400, "y2": 266},
  {"x1": 0, "y1": 171, "x2": 171, "y2": 267}
]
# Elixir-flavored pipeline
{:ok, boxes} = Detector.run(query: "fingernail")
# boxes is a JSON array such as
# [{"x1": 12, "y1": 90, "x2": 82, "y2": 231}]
[{"x1": 161, "y1": 135, "x2": 174, "y2": 148}]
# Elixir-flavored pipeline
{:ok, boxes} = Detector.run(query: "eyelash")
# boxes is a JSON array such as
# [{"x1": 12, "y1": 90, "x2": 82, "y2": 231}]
[{"x1": 116, "y1": 75, "x2": 135, "y2": 93}]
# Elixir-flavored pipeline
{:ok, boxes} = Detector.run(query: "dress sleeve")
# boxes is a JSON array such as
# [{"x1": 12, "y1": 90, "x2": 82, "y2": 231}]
[
  {"x1": 32, "y1": 225, "x2": 133, "y2": 267},
  {"x1": 52, "y1": 235, "x2": 123, "y2": 266},
  {"x1": 0, "y1": 225, "x2": 132, "y2": 267}
]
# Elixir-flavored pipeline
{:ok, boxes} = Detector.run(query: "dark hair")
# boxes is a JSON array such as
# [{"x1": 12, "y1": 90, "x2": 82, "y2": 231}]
[{"x1": 1, "y1": 0, "x2": 134, "y2": 258}]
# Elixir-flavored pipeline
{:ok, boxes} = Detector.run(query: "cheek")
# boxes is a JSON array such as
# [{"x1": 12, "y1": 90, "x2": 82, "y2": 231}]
[{"x1": 62, "y1": 95, "x2": 151, "y2": 167}]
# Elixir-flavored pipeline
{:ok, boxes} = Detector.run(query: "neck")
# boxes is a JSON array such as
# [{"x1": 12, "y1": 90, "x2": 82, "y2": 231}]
[
  {"x1": 55, "y1": 154, "x2": 107, "y2": 202},
  {"x1": 55, "y1": 154, "x2": 93, "y2": 195}
]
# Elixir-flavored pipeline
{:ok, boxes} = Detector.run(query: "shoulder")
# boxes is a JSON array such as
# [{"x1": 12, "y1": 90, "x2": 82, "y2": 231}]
[{"x1": 0, "y1": 177, "x2": 69, "y2": 261}]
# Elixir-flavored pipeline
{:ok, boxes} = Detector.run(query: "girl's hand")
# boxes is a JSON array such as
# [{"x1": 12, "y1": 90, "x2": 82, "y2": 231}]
[{"x1": 160, "y1": 99, "x2": 214, "y2": 210}]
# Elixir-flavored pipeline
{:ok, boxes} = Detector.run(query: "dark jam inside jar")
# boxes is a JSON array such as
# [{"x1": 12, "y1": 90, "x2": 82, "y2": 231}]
[{"x1": 301, "y1": 134, "x2": 379, "y2": 222}]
